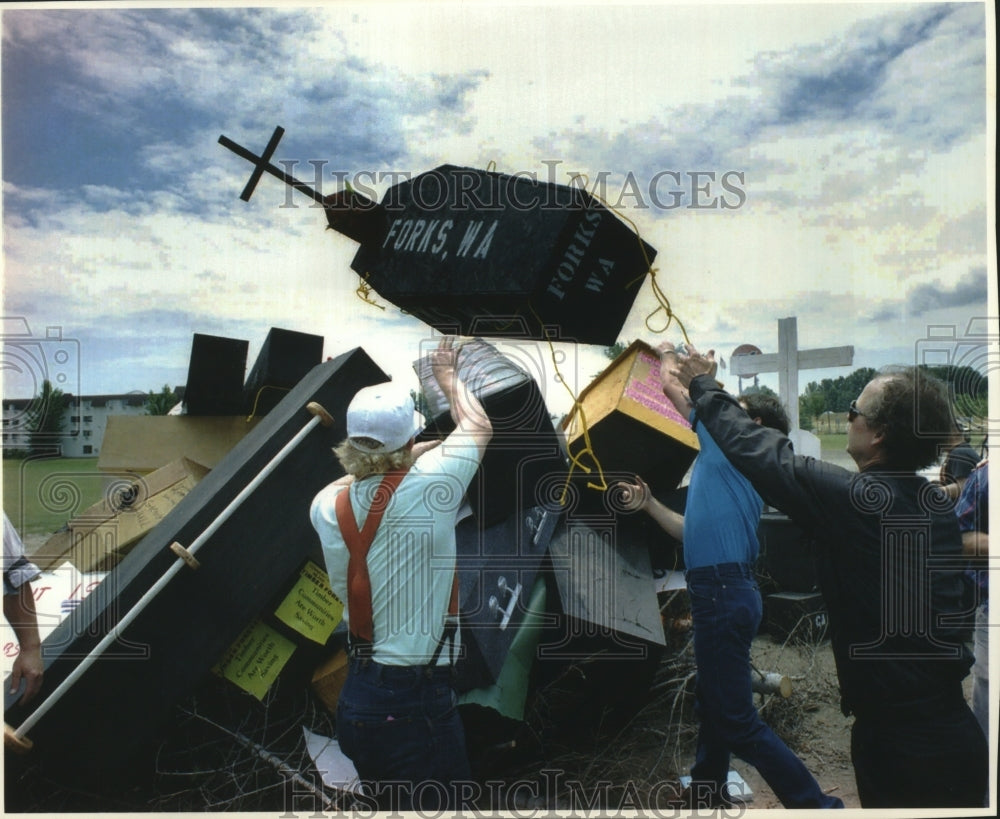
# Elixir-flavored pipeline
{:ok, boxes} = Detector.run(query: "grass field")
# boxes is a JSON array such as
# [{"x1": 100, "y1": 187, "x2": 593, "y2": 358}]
[{"x1": 3, "y1": 457, "x2": 106, "y2": 536}]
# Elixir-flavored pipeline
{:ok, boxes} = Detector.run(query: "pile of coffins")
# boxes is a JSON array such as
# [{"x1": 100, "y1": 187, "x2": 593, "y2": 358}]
[
  {"x1": 4, "y1": 330, "x2": 701, "y2": 802},
  {"x1": 3, "y1": 128, "x2": 807, "y2": 808}
]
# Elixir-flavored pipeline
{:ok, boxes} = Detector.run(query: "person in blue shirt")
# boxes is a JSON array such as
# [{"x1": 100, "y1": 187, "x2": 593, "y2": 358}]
[
  {"x1": 618, "y1": 342, "x2": 842, "y2": 809},
  {"x1": 668, "y1": 345, "x2": 985, "y2": 808}
]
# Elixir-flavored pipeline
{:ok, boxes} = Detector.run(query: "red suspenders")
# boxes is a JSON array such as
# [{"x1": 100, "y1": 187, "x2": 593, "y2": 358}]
[{"x1": 334, "y1": 470, "x2": 459, "y2": 663}]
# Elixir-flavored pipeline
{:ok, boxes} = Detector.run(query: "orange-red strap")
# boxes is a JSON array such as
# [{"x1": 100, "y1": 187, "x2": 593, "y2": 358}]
[{"x1": 335, "y1": 470, "x2": 408, "y2": 644}]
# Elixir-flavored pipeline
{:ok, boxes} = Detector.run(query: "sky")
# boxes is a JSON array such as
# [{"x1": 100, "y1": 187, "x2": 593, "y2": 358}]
[{"x1": 1, "y1": 1, "x2": 995, "y2": 419}]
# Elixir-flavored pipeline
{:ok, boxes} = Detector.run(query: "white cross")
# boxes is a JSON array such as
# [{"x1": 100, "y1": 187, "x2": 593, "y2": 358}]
[{"x1": 729, "y1": 317, "x2": 854, "y2": 449}]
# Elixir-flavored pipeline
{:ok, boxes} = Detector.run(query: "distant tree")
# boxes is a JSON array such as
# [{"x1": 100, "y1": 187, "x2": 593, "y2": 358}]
[
  {"x1": 799, "y1": 383, "x2": 827, "y2": 430},
  {"x1": 922, "y1": 364, "x2": 988, "y2": 424},
  {"x1": 26, "y1": 379, "x2": 71, "y2": 456},
  {"x1": 604, "y1": 341, "x2": 629, "y2": 360},
  {"x1": 146, "y1": 385, "x2": 179, "y2": 415},
  {"x1": 738, "y1": 383, "x2": 777, "y2": 398},
  {"x1": 803, "y1": 367, "x2": 877, "y2": 414}
]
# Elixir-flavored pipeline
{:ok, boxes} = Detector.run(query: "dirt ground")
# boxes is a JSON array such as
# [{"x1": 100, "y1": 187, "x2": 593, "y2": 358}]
[{"x1": 735, "y1": 634, "x2": 858, "y2": 808}]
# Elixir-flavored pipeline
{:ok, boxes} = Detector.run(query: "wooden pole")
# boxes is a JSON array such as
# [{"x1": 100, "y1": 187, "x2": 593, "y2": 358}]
[{"x1": 6, "y1": 402, "x2": 334, "y2": 752}]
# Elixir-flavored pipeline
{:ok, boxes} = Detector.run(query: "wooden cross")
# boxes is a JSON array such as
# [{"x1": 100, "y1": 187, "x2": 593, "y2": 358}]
[
  {"x1": 729, "y1": 316, "x2": 854, "y2": 436},
  {"x1": 218, "y1": 125, "x2": 326, "y2": 206}
]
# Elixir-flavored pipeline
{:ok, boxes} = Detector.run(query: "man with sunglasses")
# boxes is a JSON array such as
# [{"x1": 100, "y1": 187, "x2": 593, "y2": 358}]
[{"x1": 668, "y1": 347, "x2": 987, "y2": 808}]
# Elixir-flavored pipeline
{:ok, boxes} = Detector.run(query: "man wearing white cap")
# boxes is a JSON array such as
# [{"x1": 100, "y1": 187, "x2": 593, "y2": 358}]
[{"x1": 310, "y1": 337, "x2": 492, "y2": 811}]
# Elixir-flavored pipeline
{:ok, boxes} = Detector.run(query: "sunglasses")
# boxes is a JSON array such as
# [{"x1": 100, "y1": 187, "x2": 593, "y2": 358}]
[{"x1": 847, "y1": 400, "x2": 867, "y2": 423}]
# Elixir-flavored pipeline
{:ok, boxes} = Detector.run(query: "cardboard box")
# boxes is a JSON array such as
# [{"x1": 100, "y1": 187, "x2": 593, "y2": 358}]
[
  {"x1": 97, "y1": 414, "x2": 260, "y2": 475},
  {"x1": 563, "y1": 340, "x2": 698, "y2": 493},
  {"x1": 36, "y1": 457, "x2": 210, "y2": 572},
  {"x1": 311, "y1": 649, "x2": 350, "y2": 713}
]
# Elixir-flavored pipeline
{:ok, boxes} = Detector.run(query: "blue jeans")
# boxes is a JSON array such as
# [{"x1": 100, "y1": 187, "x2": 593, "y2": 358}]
[
  {"x1": 336, "y1": 658, "x2": 470, "y2": 811},
  {"x1": 687, "y1": 563, "x2": 843, "y2": 808}
]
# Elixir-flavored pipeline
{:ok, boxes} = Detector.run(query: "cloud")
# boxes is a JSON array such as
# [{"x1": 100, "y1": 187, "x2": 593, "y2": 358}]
[
  {"x1": 1, "y1": 7, "x2": 491, "y2": 196},
  {"x1": 758, "y1": 5, "x2": 954, "y2": 126},
  {"x1": 866, "y1": 266, "x2": 989, "y2": 323},
  {"x1": 905, "y1": 267, "x2": 989, "y2": 315},
  {"x1": 529, "y1": 4, "x2": 984, "y2": 212}
]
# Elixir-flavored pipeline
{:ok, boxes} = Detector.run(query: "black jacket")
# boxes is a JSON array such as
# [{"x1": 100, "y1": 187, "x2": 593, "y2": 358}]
[{"x1": 689, "y1": 375, "x2": 973, "y2": 717}]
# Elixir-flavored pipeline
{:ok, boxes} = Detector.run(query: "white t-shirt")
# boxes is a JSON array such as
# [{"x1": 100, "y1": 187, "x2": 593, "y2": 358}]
[
  {"x1": 310, "y1": 433, "x2": 482, "y2": 666},
  {"x1": 3, "y1": 512, "x2": 41, "y2": 596}
]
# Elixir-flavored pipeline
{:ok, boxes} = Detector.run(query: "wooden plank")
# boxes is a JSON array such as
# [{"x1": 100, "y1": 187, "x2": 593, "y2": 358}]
[
  {"x1": 98, "y1": 415, "x2": 261, "y2": 474},
  {"x1": 545, "y1": 517, "x2": 666, "y2": 648},
  {"x1": 729, "y1": 347, "x2": 854, "y2": 375}
]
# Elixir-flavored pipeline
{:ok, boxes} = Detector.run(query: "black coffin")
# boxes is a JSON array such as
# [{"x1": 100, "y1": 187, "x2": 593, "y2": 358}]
[
  {"x1": 3, "y1": 348, "x2": 389, "y2": 776},
  {"x1": 243, "y1": 326, "x2": 325, "y2": 417},
  {"x1": 414, "y1": 338, "x2": 568, "y2": 527},
  {"x1": 183, "y1": 332, "x2": 248, "y2": 416},
  {"x1": 218, "y1": 129, "x2": 657, "y2": 346},
  {"x1": 453, "y1": 505, "x2": 559, "y2": 692},
  {"x1": 349, "y1": 165, "x2": 656, "y2": 344}
]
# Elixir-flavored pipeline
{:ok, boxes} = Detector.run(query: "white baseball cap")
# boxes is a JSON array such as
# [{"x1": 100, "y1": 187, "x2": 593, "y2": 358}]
[{"x1": 346, "y1": 383, "x2": 425, "y2": 453}]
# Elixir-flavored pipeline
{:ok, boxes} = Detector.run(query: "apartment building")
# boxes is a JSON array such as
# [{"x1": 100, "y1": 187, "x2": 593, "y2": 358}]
[{"x1": 2, "y1": 393, "x2": 150, "y2": 457}]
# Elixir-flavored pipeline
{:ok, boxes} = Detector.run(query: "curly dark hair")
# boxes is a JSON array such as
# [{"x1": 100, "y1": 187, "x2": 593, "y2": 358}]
[
  {"x1": 865, "y1": 366, "x2": 954, "y2": 471},
  {"x1": 739, "y1": 392, "x2": 791, "y2": 434}
]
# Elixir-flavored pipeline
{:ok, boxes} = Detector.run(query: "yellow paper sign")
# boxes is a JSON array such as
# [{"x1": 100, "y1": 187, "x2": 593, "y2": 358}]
[
  {"x1": 214, "y1": 620, "x2": 296, "y2": 700},
  {"x1": 274, "y1": 561, "x2": 344, "y2": 644}
]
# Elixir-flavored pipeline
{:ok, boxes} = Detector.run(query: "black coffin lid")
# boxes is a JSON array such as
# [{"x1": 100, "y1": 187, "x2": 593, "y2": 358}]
[
  {"x1": 453, "y1": 505, "x2": 560, "y2": 692},
  {"x1": 415, "y1": 339, "x2": 568, "y2": 527},
  {"x1": 352, "y1": 166, "x2": 656, "y2": 345},
  {"x1": 4, "y1": 348, "x2": 389, "y2": 775}
]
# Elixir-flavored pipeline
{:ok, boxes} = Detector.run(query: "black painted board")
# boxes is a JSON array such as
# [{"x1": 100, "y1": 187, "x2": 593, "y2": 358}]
[
  {"x1": 756, "y1": 511, "x2": 820, "y2": 593},
  {"x1": 184, "y1": 333, "x2": 249, "y2": 416},
  {"x1": 572, "y1": 411, "x2": 696, "y2": 497},
  {"x1": 452, "y1": 505, "x2": 559, "y2": 692},
  {"x1": 348, "y1": 165, "x2": 656, "y2": 345},
  {"x1": 3, "y1": 348, "x2": 388, "y2": 777},
  {"x1": 243, "y1": 326, "x2": 325, "y2": 416}
]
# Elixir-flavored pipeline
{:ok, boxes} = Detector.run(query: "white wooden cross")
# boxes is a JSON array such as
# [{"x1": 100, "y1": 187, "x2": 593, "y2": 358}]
[{"x1": 729, "y1": 316, "x2": 854, "y2": 455}]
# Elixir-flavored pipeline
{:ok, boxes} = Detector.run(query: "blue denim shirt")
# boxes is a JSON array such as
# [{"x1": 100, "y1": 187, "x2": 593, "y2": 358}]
[{"x1": 683, "y1": 414, "x2": 763, "y2": 571}]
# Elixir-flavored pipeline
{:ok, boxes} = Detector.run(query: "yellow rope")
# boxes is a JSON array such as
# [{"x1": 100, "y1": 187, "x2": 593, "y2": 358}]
[
  {"x1": 245, "y1": 385, "x2": 292, "y2": 422},
  {"x1": 355, "y1": 272, "x2": 386, "y2": 311},
  {"x1": 528, "y1": 302, "x2": 609, "y2": 502}
]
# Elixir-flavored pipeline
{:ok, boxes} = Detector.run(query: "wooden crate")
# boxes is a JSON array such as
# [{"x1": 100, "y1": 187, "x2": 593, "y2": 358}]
[
  {"x1": 311, "y1": 649, "x2": 350, "y2": 713},
  {"x1": 563, "y1": 340, "x2": 698, "y2": 494}
]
